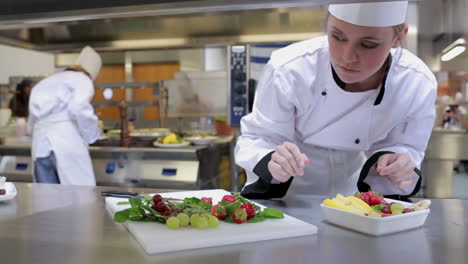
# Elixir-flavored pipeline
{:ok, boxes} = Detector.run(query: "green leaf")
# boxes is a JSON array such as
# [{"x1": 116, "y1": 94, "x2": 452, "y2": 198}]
[
  {"x1": 114, "y1": 208, "x2": 133, "y2": 223},
  {"x1": 143, "y1": 193, "x2": 153, "y2": 203},
  {"x1": 218, "y1": 201, "x2": 232, "y2": 207},
  {"x1": 247, "y1": 215, "x2": 267, "y2": 223},
  {"x1": 223, "y1": 215, "x2": 235, "y2": 223},
  {"x1": 225, "y1": 202, "x2": 241, "y2": 217},
  {"x1": 262, "y1": 208, "x2": 284, "y2": 219},
  {"x1": 372, "y1": 204, "x2": 386, "y2": 212},
  {"x1": 184, "y1": 197, "x2": 201, "y2": 205},
  {"x1": 129, "y1": 197, "x2": 142, "y2": 209},
  {"x1": 117, "y1": 201, "x2": 130, "y2": 205},
  {"x1": 129, "y1": 208, "x2": 142, "y2": 218}
]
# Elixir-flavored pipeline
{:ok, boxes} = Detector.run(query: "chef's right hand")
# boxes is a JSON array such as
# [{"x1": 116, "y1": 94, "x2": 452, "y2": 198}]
[{"x1": 268, "y1": 142, "x2": 310, "y2": 182}]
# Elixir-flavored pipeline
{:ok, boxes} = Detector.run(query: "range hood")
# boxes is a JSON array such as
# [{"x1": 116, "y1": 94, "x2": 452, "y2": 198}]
[{"x1": 0, "y1": 0, "x2": 399, "y2": 52}]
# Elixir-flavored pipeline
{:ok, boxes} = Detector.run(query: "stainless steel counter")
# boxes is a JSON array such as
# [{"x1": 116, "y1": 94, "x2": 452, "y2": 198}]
[{"x1": 1, "y1": 183, "x2": 467, "y2": 264}]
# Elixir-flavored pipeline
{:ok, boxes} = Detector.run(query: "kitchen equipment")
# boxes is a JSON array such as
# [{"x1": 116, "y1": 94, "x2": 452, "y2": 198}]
[
  {"x1": 320, "y1": 198, "x2": 430, "y2": 236},
  {"x1": 106, "y1": 189, "x2": 318, "y2": 254},
  {"x1": 185, "y1": 136, "x2": 218, "y2": 145},
  {"x1": 152, "y1": 141, "x2": 190, "y2": 148}
]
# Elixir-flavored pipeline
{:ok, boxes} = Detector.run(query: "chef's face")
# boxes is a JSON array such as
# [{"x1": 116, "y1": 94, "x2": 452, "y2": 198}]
[{"x1": 327, "y1": 14, "x2": 402, "y2": 84}]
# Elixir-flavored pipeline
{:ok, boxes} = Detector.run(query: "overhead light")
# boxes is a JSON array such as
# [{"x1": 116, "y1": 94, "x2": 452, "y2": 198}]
[{"x1": 441, "y1": 38, "x2": 466, "y2": 62}]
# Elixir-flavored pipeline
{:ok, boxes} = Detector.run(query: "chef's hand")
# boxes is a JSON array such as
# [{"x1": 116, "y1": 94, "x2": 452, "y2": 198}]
[
  {"x1": 268, "y1": 142, "x2": 310, "y2": 182},
  {"x1": 376, "y1": 153, "x2": 416, "y2": 188}
]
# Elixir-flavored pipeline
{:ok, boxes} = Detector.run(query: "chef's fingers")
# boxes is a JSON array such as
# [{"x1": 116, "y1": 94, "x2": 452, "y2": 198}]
[
  {"x1": 387, "y1": 160, "x2": 415, "y2": 182},
  {"x1": 378, "y1": 154, "x2": 410, "y2": 175},
  {"x1": 376, "y1": 154, "x2": 398, "y2": 173},
  {"x1": 268, "y1": 161, "x2": 291, "y2": 182},
  {"x1": 276, "y1": 144, "x2": 301, "y2": 175},
  {"x1": 283, "y1": 142, "x2": 307, "y2": 168},
  {"x1": 272, "y1": 152, "x2": 297, "y2": 177},
  {"x1": 302, "y1": 153, "x2": 310, "y2": 166}
]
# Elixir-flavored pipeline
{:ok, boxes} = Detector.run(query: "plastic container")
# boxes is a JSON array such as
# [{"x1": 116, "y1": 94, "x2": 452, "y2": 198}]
[{"x1": 320, "y1": 198, "x2": 430, "y2": 236}]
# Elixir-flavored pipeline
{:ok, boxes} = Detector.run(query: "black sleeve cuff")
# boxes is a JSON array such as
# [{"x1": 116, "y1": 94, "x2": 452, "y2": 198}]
[
  {"x1": 241, "y1": 151, "x2": 294, "y2": 199},
  {"x1": 357, "y1": 151, "x2": 422, "y2": 202}
]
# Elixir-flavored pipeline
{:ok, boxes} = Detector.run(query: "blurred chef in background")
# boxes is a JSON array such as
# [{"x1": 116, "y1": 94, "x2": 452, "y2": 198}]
[
  {"x1": 28, "y1": 46, "x2": 102, "y2": 186},
  {"x1": 9, "y1": 78, "x2": 34, "y2": 118}
]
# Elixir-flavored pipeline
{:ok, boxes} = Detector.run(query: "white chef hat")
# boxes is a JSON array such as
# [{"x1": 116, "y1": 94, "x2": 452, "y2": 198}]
[
  {"x1": 328, "y1": 1, "x2": 408, "y2": 27},
  {"x1": 75, "y1": 46, "x2": 102, "y2": 80}
]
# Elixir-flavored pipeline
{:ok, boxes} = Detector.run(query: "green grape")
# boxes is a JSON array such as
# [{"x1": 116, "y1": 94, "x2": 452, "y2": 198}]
[
  {"x1": 207, "y1": 215, "x2": 219, "y2": 228},
  {"x1": 391, "y1": 203, "x2": 404, "y2": 215},
  {"x1": 190, "y1": 214, "x2": 202, "y2": 226},
  {"x1": 166, "y1": 216, "x2": 180, "y2": 229},
  {"x1": 177, "y1": 213, "x2": 190, "y2": 227},
  {"x1": 196, "y1": 216, "x2": 209, "y2": 229}
]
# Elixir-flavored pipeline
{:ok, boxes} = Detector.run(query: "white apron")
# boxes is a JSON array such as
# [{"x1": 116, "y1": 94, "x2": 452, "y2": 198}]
[{"x1": 31, "y1": 112, "x2": 96, "y2": 186}]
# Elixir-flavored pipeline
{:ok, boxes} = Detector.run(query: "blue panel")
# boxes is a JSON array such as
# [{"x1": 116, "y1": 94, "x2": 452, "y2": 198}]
[
  {"x1": 250, "y1": 56, "x2": 271, "y2": 64},
  {"x1": 162, "y1": 168, "x2": 177, "y2": 176},
  {"x1": 106, "y1": 162, "x2": 116, "y2": 174},
  {"x1": 229, "y1": 46, "x2": 248, "y2": 126},
  {"x1": 250, "y1": 43, "x2": 291, "y2": 48},
  {"x1": 15, "y1": 163, "x2": 28, "y2": 171}
]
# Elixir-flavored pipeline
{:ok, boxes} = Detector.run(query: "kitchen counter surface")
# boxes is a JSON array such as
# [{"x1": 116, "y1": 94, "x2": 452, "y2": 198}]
[{"x1": 0, "y1": 183, "x2": 467, "y2": 264}]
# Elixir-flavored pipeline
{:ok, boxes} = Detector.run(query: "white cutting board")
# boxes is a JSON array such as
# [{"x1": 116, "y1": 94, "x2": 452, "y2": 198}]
[{"x1": 106, "y1": 189, "x2": 317, "y2": 254}]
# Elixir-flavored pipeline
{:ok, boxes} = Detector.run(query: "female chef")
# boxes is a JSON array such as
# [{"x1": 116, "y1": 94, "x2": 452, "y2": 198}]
[
  {"x1": 235, "y1": 1, "x2": 437, "y2": 199},
  {"x1": 28, "y1": 46, "x2": 102, "y2": 185}
]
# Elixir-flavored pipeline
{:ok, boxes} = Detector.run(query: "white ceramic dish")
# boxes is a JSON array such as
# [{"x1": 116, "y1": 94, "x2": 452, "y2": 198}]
[
  {"x1": 320, "y1": 198, "x2": 430, "y2": 236},
  {"x1": 185, "y1": 136, "x2": 218, "y2": 145},
  {"x1": 153, "y1": 141, "x2": 190, "y2": 148},
  {"x1": 0, "y1": 182, "x2": 17, "y2": 202}
]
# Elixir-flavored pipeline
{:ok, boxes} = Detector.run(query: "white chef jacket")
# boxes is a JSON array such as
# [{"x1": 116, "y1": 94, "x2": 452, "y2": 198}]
[
  {"x1": 28, "y1": 70, "x2": 100, "y2": 186},
  {"x1": 235, "y1": 36, "x2": 437, "y2": 197}
]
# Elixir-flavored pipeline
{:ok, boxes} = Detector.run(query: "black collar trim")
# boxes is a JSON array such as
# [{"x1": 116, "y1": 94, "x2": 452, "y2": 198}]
[{"x1": 331, "y1": 54, "x2": 392, "y2": 106}]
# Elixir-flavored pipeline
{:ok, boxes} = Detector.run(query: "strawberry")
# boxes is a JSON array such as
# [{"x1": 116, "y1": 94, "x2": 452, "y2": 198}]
[
  {"x1": 240, "y1": 203, "x2": 256, "y2": 219},
  {"x1": 211, "y1": 204, "x2": 227, "y2": 220},
  {"x1": 358, "y1": 191, "x2": 386, "y2": 206},
  {"x1": 221, "y1": 195, "x2": 237, "y2": 203},
  {"x1": 358, "y1": 192, "x2": 371, "y2": 205},
  {"x1": 201, "y1": 197, "x2": 213, "y2": 205},
  {"x1": 232, "y1": 208, "x2": 247, "y2": 224}
]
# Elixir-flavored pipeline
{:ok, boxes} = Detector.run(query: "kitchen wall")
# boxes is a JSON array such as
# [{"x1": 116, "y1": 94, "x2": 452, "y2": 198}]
[
  {"x1": 56, "y1": 47, "x2": 226, "y2": 73},
  {"x1": 0, "y1": 44, "x2": 54, "y2": 83}
]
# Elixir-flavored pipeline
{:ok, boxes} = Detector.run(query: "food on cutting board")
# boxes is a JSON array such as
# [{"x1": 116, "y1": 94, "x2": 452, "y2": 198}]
[
  {"x1": 0, "y1": 176, "x2": 5, "y2": 195},
  {"x1": 113, "y1": 193, "x2": 284, "y2": 229},
  {"x1": 323, "y1": 191, "x2": 431, "y2": 218}
]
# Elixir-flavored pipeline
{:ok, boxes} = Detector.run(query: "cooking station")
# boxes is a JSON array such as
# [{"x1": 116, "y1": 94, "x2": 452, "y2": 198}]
[
  {"x1": 0, "y1": 141, "x2": 227, "y2": 190},
  {"x1": 0, "y1": 183, "x2": 466, "y2": 263}
]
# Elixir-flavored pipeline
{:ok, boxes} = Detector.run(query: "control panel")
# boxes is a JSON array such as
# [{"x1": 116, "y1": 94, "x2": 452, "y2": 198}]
[{"x1": 228, "y1": 45, "x2": 248, "y2": 126}]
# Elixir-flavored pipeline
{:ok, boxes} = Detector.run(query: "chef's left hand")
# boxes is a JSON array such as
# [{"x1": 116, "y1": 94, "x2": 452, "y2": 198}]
[{"x1": 376, "y1": 153, "x2": 416, "y2": 188}]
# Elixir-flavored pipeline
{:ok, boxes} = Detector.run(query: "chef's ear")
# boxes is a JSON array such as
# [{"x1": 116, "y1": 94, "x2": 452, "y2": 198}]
[{"x1": 392, "y1": 24, "x2": 408, "y2": 48}]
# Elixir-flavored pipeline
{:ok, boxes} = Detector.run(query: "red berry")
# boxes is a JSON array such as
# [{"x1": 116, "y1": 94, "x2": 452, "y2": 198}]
[
  {"x1": 221, "y1": 195, "x2": 237, "y2": 203},
  {"x1": 232, "y1": 208, "x2": 247, "y2": 224},
  {"x1": 381, "y1": 205, "x2": 392, "y2": 214},
  {"x1": 201, "y1": 197, "x2": 213, "y2": 205},
  {"x1": 152, "y1": 194, "x2": 163, "y2": 205},
  {"x1": 359, "y1": 193, "x2": 371, "y2": 205},
  {"x1": 211, "y1": 204, "x2": 227, "y2": 220},
  {"x1": 240, "y1": 203, "x2": 256, "y2": 219},
  {"x1": 154, "y1": 201, "x2": 168, "y2": 212}
]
